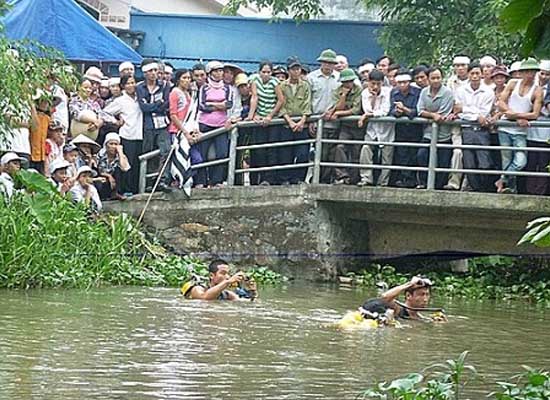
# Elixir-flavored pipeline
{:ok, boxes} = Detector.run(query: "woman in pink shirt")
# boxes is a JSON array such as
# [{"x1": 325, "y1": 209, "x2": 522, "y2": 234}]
[
  {"x1": 169, "y1": 69, "x2": 204, "y2": 187},
  {"x1": 198, "y1": 61, "x2": 233, "y2": 187}
]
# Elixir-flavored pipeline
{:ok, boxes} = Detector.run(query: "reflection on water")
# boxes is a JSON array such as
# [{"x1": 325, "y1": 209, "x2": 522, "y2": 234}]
[{"x1": 0, "y1": 284, "x2": 548, "y2": 399}]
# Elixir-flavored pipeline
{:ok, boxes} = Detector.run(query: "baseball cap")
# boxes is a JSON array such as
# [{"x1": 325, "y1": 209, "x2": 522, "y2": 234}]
[
  {"x1": 76, "y1": 165, "x2": 94, "y2": 178},
  {"x1": 49, "y1": 159, "x2": 71, "y2": 175},
  {"x1": 0, "y1": 152, "x2": 24, "y2": 166}
]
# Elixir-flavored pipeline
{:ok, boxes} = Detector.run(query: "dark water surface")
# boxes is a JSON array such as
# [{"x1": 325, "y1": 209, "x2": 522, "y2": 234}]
[{"x1": 0, "y1": 284, "x2": 548, "y2": 399}]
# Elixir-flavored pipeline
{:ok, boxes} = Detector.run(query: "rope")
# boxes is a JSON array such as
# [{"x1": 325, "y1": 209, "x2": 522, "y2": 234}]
[{"x1": 137, "y1": 143, "x2": 177, "y2": 226}]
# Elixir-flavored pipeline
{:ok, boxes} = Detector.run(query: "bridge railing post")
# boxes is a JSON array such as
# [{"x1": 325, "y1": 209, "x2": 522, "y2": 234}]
[
  {"x1": 227, "y1": 126, "x2": 239, "y2": 186},
  {"x1": 312, "y1": 118, "x2": 323, "y2": 184},
  {"x1": 139, "y1": 157, "x2": 147, "y2": 194},
  {"x1": 427, "y1": 121, "x2": 439, "y2": 190}
]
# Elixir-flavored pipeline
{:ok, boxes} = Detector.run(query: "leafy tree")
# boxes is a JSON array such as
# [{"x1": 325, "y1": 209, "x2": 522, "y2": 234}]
[
  {"x1": 0, "y1": 0, "x2": 77, "y2": 143},
  {"x1": 500, "y1": 0, "x2": 550, "y2": 57},
  {"x1": 224, "y1": 0, "x2": 524, "y2": 66}
]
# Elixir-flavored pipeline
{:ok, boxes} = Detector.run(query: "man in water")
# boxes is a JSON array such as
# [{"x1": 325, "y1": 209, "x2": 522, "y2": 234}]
[
  {"x1": 183, "y1": 259, "x2": 258, "y2": 301},
  {"x1": 380, "y1": 276, "x2": 444, "y2": 320}
]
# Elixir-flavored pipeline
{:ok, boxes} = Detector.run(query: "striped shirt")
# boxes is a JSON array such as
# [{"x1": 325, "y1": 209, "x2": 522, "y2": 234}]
[{"x1": 250, "y1": 74, "x2": 279, "y2": 117}]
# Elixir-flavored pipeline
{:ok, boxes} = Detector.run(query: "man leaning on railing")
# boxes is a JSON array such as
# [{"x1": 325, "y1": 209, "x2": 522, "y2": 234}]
[
  {"x1": 453, "y1": 62, "x2": 495, "y2": 192},
  {"x1": 416, "y1": 67, "x2": 455, "y2": 189},
  {"x1": 279, "y1": 57, "x2": 312, "y2": 185},
  {"x1": 328, "y1": 68, "x2": 363, "y2": 185}
]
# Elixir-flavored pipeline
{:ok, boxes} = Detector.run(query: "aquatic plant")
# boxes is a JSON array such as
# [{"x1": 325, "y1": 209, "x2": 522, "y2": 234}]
[
  {"x1": 359, "y1": 353, "x2": 549, "y2": 400},
  {"x1": 489, "y1": 367, "x2": 550, "y2": 400},
  {"x1": 358, "y1": 351, "x2": 475, "y2": 400},
  {"x1": 0, "y1": 171, "x2": 286, "y2": 289},
  {"x1": 246, "y1": 266, "x2": 287, "y2": 285},
  {"x1": 0, "y1": 170, "x2": 206, "y2": 289},
  {"x1": 348, "y1": 258, "x2": 550, "y2": 306}
]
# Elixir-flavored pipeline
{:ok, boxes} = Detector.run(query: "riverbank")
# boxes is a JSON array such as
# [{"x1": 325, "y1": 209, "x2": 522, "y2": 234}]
[{"x1": 2, "y1": 171, "x2": 549, "y2": 307}]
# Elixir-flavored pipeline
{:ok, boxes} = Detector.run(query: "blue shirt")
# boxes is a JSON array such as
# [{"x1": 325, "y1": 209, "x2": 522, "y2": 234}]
[
  {"x1": 136, "y1": 79, "x2": 171, "y2": 131},
  {"x1": 390, "y1": 86, "x2": 420, "y2": 119},
  {"x1": 390, "y1": 86, "x2": 422, "y2": 137}
]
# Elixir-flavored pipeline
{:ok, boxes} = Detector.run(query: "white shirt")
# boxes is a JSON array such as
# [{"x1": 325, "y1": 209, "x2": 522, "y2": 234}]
[
  {"x1": 70, "y1": 182, "x2": 102, "y2": 212},
  {"x1": 103, "y1": 92, "x2": 144, "y2": 141},
  {"x1": 447, "y1": 75, "x2": 470, "y2": 94},
  {"x1": 0, "y1": 172, "x2": 15, "y2": 199},
  {"x1": 455, "y1": 83, "x2": 495, "y2": 121},
  {"x1": 361, "y1": 86, "x2": 395, "y2": 142},
  {"x1": 52, "y1": 84, "x2": 69, "y2": 132},
  {"x1": 307, "y1": 69, "x2": 340, "y2": 114},
  {"x1": 46, "y1": 139, "x2": 64, "y2": 164}
]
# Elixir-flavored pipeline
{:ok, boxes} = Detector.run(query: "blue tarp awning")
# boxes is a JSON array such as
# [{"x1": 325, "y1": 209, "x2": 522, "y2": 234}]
[
  {"x1": 2, "y1": 0, "x2": 142, "y2": 63},
  {"x1": 130, "y1": 11, "x2": 383, "y2": 69}
]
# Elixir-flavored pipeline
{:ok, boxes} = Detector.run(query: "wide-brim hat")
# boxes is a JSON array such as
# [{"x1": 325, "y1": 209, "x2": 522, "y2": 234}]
[
  {"x1": 84, "y1": 66, "x2": 105, "y2": 83},
  {"x1": 339, "y1": 68, "x2": 358, "y2": 82},
  {"x1": 71, "y1": 134, "x2": 100, "y2": 151},
  {"x1": 70, "y1": 121, "x2": 99, "y2": 141},
  {"x1": 491, "y1": 66, "x2": 510, "y2": 78},
  {"x1": 317, "y1": 49, "x2": 337, "y2": 64},
  {"x1": 509, "y1": 61, "x2": 522, "y2": 73},
  {"x1": 518, "y1": 57, "x2": 540, "y2": 71},
  {"x1": 234, "y1": 73, "x2": 249, "y2": 87},
  {"x1": 223, "y1": 63, "x2": 244, "y2": 75}
]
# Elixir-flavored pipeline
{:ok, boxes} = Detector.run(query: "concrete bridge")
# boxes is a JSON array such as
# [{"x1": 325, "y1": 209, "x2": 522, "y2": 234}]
[{"x1": 104, "y1": 186, "x2": 550, "y2": 280}]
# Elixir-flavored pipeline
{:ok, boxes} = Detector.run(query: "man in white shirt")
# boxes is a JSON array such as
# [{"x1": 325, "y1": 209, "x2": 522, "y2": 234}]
[
  {"x1": 0, "y1": 152, "x2": 24, "y2": 199},
  {"x1": 357, "y1": 69, "x2": 394, "y2": 186},
  {"x1": 454, "y1": 62, "x2": 495, "y2": 191},
  {"x1": 445, "y1": 55, "x2": 471, "y2": 190}
]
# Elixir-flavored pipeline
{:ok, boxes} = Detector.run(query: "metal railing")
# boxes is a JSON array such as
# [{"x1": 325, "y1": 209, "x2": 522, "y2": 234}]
[{"x1": 138, "y1": 115, "x2": 550, "y2": 193}]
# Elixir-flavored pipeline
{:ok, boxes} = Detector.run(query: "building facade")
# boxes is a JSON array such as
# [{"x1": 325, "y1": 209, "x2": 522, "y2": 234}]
[{"x1": 76, "y1": 0, "x2": 270, "y2": 29}]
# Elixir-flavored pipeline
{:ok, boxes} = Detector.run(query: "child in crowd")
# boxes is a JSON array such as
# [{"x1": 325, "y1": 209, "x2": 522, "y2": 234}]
[{"x1": 45, "y1": 120, "x2": 66, "y2": 176}]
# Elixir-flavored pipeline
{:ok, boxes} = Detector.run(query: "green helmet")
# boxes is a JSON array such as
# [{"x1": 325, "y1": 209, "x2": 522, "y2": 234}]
[{"x1": 317, "y1": 49, "x2": 338, "y2": 63}]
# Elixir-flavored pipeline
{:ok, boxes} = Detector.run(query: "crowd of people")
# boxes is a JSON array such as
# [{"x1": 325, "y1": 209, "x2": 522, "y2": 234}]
[{"x1": 2, "y1": 49, "x2": 550, "y2": 210}]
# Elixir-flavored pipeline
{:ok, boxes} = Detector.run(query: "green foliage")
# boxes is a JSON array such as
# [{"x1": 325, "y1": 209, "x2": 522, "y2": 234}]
[
  {"x1": 0, "y1": 5, "x2": 78, "y2": 143},
  {"x1": 0, "y1": 170, "x2": 207, "y2": 289},
  {"x1": 0, "y1": 171, "x2": 286, "y2": 289},
  {"x1": 246, "y1": 266, "x2": 287, "y2": 285},
  {"x1": 359, "y1": 352, "x2": 476, "y2": 400},
  {"x1": 500, "y1": 0, "x2": 550, "y2": 56},
  {"x1": 360, "y1": 354, "x2": 549, "y2": 400},
  {"x1": 346, "y1": 264, "x2": 409, "y2": 287},
  {"x1": 222, "y1": 0, "x2": 523, "y2": 66},
  {"x1": 223, "y1": 0, "x2": 323, "y2": 21},
  {"x1": 518, "y1": 217, "x2": 550, "y2": 247},
  {"x1": 490, "y1": 367, "x2": 550, "y2": 399},
  {"x1": 362, "y1": 0, "x2": 523, "y2": 66},
  {"x1": 349, "y1": 257, "x2": 550, "y2": 306}
]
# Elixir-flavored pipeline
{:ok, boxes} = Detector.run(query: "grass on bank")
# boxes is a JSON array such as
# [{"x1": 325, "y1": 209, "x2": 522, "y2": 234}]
[{"x1": 0, "y1": 170, "x2": 282, "y2": 289}]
